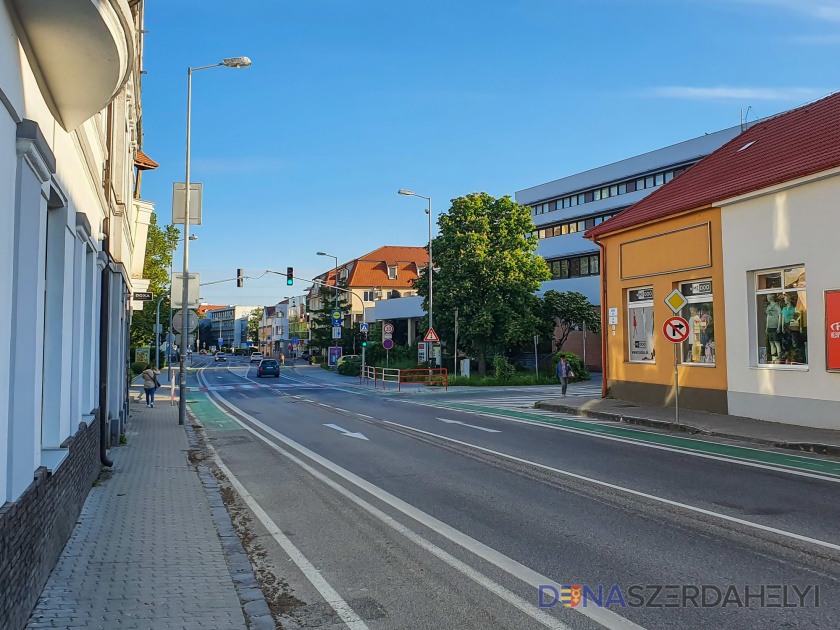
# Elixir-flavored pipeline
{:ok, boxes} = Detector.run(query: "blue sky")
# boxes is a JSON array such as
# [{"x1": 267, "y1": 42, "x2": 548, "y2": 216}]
[{"x1": 140, "y1": 0, "x2": 840, "y2": 305}]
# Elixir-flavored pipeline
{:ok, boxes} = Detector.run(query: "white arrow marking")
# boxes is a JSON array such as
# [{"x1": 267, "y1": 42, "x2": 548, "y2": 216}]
[
  {"x1": 324, "y1": 423, "x2": 369, "y2": 440},
  {"x1": 437, "y1": 418, "x2": 501, "y2": 433}
]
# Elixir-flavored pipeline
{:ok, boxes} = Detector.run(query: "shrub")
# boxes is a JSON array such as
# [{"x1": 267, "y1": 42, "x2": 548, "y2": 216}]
[
  {"x1": 320, "y1": 362, "x2": 333, "y2": 371},
  {"x1": 550, "y1": 351, "x2": 590, "y2": 382},
  {"x1": 337, "y1": 359, "x2": 362, "y2": 376},
  {"x1": 492, "y1": 355, "x2": 516, "y2": 380},
  {"x1": 131, "y1": 361, "x2": 147, "y2": 377}
]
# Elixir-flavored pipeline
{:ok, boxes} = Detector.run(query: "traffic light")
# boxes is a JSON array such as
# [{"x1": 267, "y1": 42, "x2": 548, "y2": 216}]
[
  {"x1": 286, "y1": 267, "x2": 293, "y2": 286},
  {"x1": 236, "y1": 268, "x2": 244, "y2": 288},
  {"x1": 361, "y1": 331, "x2": 367, "y2": 347}
]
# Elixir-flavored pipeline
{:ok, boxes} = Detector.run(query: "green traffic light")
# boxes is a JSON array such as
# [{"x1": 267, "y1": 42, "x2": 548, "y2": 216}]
[
  {"x1": 362, "y1": 341, "x2": 367, "y2": 347},
  {"x1": 286, "y1": 278, "x2": 293, "y2": 286}
]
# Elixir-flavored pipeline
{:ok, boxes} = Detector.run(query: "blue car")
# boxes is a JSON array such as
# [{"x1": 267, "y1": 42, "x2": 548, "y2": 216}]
[{"x1": 257, "y1": 359, "x2": 280, "y2": 378}]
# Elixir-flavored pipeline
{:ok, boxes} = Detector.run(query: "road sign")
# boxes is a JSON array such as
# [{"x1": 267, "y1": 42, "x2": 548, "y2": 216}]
[
  {"x1": 132, "y1": 291, "x2": 153, "y2": 301},
  {"x1": 291, "y1": 336, "x2": 299, "y2": 345},
  {"x1": 172, "y1": 309, "x2": 199, "y2": 333},
  {"x1": 383, "y1": 323, "x2": 394, "y2": 334},
  {"x1": 359, "y1": 323, "x2": 369, "y2": 334},
  {"x1": 332, "y1": 326, "x2": 342, "y2": 339},
  {"x1": 172, "y1": 182, "x2": 203, "y2": 225},
  {"x1": 424, "y1": 327, "x2": 440, "y2": 343},
  {"x1": 383, "y1": 338, "x2": 394, "y2": 350},
  {"x1": 663, "y1": 316, "x2": 690, "y2": 343},
  {"x1": 664, "y1": 289, "x2": 688, "y2": 314},
  {"x1": 331, "y1": 310, "x2": 343, "y2": 325},
  {"x1": 171, "y1": 273, "x2": 200, "y2": 309},
  {"x1": 418, "y1": 342, "x2": 427, "y2": 364}
]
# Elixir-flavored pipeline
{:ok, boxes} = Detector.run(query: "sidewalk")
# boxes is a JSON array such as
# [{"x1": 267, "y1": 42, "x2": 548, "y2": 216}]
[
  {"x1": 537, "y1": 395, "x2": 840, "y2": 455},
  {"x1": 25, "y1": 386, "x2": 273, "y2": 630}
]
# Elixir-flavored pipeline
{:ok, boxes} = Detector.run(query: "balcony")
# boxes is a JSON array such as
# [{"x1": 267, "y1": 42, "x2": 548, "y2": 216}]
[{"x1": 11, "y1": 0, "x2": 135, "y2": 130}]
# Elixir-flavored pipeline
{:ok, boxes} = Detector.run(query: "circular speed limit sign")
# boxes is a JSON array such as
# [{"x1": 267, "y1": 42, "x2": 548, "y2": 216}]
[
  {"x1": 383, "y1": 323, "x2": 394, "y2": 334},
  {"x1": 663, "y1": 316, "x2": 690, "y2": 343}
]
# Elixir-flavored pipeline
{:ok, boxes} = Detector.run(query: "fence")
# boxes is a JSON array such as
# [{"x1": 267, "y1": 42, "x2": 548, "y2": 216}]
[{"x1": 360, "y1": 366, "x2": 448, "y2": 391}]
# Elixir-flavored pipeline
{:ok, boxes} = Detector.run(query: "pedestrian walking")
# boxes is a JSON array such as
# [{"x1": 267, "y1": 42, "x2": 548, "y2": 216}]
[
  {"x1": 141, "y1": 364, "x2": 161, "y2": 407},
  {"x1": 280, "y1": 352, "x2": 285, "y2": 366},
  {"x1": 555, "y1": 357, "x2": 574, "y2": 397}
]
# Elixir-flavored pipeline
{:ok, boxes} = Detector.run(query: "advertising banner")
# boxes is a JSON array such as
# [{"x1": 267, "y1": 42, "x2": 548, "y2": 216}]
[{"x1": 826, "y1": 290, "x2": 840, "y2": 371}]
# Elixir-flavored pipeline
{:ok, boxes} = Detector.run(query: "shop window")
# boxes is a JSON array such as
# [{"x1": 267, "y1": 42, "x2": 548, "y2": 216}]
[
  {"x1": 628, "y1": 287, "x2": 655, "y2": 363},
  {"x1": 755, "y1": 267, "x2": 808, "y2": 366},
  {"x1": 679, "y1": 280, "x2": 715, "y2": 365}
]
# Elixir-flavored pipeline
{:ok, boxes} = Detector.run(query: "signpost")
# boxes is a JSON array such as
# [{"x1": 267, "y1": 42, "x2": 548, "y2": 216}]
[
  {"x1": 423, "y1": 327, "x2": 439, "y2": 343},
  {"x1": 332, "y1": 326, "x2": 342, "y2": 339},
  {"x1": 331, "y1": 310, "x2": 343, "y2": 326},
  {"x1": 383, "y1": 322, "x2": 394, "y2": 340},
  {"x1": 359, "y1": 323, "x2": 369, "y2": 334},
  {"x1": 172, "y1": 309, "x2": 199, "y2": 333},
  {"x1": 418, "y1": 342, "x2": 427, "y2": 364},
  {"x1": 663, "y1": 315, "x2": 690, "y2": 425},
  {"x1": 383, "y1": 337, "x2": 394, "y2": 367}
]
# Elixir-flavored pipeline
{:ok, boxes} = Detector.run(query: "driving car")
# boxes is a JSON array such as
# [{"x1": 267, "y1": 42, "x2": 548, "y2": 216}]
[
  {"x1": 257, "y1": 358, "x2": 280, "y2": 377},
  {"x1": 199, "y1": 349, "x2": 207, "y2": 355},
  {"x1": 214, "y1": 352, "x2": 227, "y2": 362},
  {"x1": 250, "y1": 352, "x2": 262, "y2": 363},
  {"x1": 335, "y1": 354, "x2": 360, "y2": 368}
]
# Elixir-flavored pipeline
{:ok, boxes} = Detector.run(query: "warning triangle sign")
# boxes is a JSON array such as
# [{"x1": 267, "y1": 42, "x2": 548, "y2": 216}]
[{"x1": 424, "y1": 327, "x2": 440, "y2": 342}]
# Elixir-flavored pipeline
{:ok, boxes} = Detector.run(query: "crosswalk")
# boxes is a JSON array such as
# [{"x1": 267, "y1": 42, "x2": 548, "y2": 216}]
[
  {"x1": 448, "y1": 383, "x2": 604, "y2": 422},
  {"x1": 187, "y1": 383, "x2": 337, "y2": 392}
]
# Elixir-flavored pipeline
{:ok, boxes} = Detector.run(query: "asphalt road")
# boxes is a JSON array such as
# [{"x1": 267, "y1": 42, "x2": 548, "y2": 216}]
[{"x1": 187, "y1": 356, "x2": 839, "y2": 630}]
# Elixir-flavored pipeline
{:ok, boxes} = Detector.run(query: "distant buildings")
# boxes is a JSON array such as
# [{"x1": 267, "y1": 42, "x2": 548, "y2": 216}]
[{"x1": 209, "y1": 305, "x2": 260, "y2": 349}]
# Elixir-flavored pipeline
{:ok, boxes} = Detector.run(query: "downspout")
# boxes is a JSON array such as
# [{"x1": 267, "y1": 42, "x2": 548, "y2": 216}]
[
  {"x1": 595, "y1": 237, "x2": 608, "y2": 399},
  {"x1": 98, "y1": 219, "x2": 113, "y2": 467}
]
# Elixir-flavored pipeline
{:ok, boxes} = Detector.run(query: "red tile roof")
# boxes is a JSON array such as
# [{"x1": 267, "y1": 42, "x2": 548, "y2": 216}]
[
  {"x1": 587, "y1": 91, "x2": 840, "y2": 239},
  {"x1": 197, "y1": 304, "x2": 226, "y2": 316},
  {"x1": 314, "y1": 246, "x2": 428, "y2": 289},
  {"x1": 134, "y1": 149, "x2": 159, "y2": 170}
]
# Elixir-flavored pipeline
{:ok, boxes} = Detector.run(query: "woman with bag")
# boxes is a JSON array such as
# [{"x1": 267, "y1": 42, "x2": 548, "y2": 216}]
[
  {"x1": 140, "y1": 364, "x2": 161, "y2": 408},
  {"x1": 555, "y1": 357, "x2": 575, "y2": 397}
]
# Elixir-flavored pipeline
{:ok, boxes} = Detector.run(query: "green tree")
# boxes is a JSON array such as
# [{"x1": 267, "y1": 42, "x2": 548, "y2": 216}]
[
  {"x1": 247, "y1": 309, "x2": 263, "y2": 345},
  {"x1": 414, "y1": 192, "x2": 550, "y2": 375},
  {"x1": 307, "y1": 288, "x2": 351, "y2": 352},
  {"x1": 542, "y1": 290, "x2": 602, "y2": 351},
  {"x1": 130, "y1": 215, "x2": 180, "y2": 349}
]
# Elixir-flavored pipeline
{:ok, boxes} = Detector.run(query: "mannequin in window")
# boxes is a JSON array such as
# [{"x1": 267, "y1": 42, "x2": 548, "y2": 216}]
[
  {"x1": 782, "y1": 293, "x2": 803, "y2": 363},
  {"x1": 688, "y1": 306, "x2": 705, "y2": 363},
  {"x1": 765, "y1": 294, "x2": 783, "y2": 362}
]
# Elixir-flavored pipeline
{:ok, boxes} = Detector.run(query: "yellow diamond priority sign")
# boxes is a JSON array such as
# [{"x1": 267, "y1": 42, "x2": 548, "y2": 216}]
[{"x1": 665, "y1": 289, "x2": 688, "y2": 314}]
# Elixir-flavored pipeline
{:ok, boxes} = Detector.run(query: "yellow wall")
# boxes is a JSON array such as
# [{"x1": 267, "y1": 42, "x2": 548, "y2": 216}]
[{"x1": 598, "y1": 206, "x2": 728, "y2": 394}]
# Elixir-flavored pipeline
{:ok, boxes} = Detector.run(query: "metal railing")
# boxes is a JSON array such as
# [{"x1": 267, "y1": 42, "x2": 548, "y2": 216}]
[{"x1": 360, "y1": 366, "x2": 448, "y2": 391}]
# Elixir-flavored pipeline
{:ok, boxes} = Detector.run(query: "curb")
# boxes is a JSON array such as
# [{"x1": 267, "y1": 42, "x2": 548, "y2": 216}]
[
  {"x1": 183, "y1": 422, "x2": 276, "y2": 630},
  {"x1": 535, "y1": 401, "x2": 840, "y2": 457}
]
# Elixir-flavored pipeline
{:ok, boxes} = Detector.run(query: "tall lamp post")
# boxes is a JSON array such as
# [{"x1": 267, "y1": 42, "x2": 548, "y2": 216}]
[
  {"x1": 316, "y1": 252, "x2": 339, "y2": 349},
  {"x1": 178, "y1": 56, "x2": 251, "y2": 426},
  {"x1": 398, "y1": 190, "x2": 433, "y2": 361}
]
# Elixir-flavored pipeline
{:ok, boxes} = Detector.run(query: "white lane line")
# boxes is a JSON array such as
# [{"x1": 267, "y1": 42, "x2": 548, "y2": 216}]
[
  {"x1": 195, "y1": 370, "x2": 644, "y2": 630},
  {"x1": 416, "y1": 402, "x2": 840, "y2": 484},
  {"x1": 383, "y1": 420, "x2": 840, "y2": 553},
  {"x1": 438, "y1": 418, "x2": 501, "y2": 433},
  {"x1": 357, "y1": 413, "x2": 373, "y2": 419},
  {"x1": 207, "y1": 449, "x2": 370, "y2": 629}
]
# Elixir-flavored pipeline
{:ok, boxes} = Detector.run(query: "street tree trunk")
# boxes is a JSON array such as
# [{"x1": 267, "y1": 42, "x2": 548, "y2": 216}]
[{"x1": 478, "y1": 349, "x2": 487, "y2": 376}]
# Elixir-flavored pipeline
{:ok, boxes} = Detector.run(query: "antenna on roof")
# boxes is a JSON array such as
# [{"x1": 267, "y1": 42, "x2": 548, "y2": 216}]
[{"x1": 741, "y1": 106, "x2": 757, "y2": 132}]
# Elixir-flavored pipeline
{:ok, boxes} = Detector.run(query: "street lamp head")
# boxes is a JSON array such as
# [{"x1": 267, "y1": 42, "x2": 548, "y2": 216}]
[
  {"x1": 316, "y1": 252, "x2": 328, "y2": 256},
  {"x1": 398, "y1": 189, "x2": 414, "y2": 196},
  {"x1": 222, "y1": 56, "x2": 252, "y2": 68},
  {"x1": 188, "y1": 234, "x2": 198, "y2": 240}
]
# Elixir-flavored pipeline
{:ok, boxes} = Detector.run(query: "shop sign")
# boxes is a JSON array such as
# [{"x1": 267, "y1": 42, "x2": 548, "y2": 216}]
[
  {"x1": 681, "y1": 280, "x2": 712, "y2": 297},
  {"x1": 827, "y1": 290, "x2": 840, "y2": 372},
  {"x1": 629, "y1": 288, "x2": 653, "y2": 303}
]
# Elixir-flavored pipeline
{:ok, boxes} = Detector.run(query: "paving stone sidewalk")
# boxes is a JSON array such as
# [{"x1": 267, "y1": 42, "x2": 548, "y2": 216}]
[{"x1": 25, "y1": 390, "x2": 268, "y2": 630}]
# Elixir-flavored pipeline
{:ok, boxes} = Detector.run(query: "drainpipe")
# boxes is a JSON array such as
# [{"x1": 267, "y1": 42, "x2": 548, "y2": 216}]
[
  {"x1": 98, "y1": 220, "x2": 113, "y2": 467},
  {"x1": 595, "y1": 237, "x2": 608, "y2": 400}
]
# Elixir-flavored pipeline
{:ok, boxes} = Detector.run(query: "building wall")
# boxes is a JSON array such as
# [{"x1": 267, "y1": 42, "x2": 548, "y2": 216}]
[
  {"x1": 598, "y1": 207, "x2": 729, "y2": 413},
  {"x1": 720, "y1": 169, "x2": 840, "y2": 428}
]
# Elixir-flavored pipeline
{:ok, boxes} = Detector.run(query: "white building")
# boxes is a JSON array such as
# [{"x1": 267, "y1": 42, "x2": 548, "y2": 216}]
[
  {"x1": 210, "y1": 305, "x2": 259, "y2": 349},
  {"x1": 0, "y1": 1, "x2": 155, "y2": 627}
]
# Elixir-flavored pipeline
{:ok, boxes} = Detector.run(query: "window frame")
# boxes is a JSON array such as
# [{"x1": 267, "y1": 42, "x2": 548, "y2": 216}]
[
  {"x1": 679, "y1": 279, "x2": 715, "y2": 367},
  {"x1": 752, "y1": 266, "x2": 809, "y2": 370},
  {"x1": 627, "y1": 286, "x2": 655, "y2": 364}
]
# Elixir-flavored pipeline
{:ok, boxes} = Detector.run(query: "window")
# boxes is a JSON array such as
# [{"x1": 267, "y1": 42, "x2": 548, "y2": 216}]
[
  {"x1": 645, "y1": 176, "x2": 654, "y2": 188},
  {"x1": 580, "y1": 256, "x2": 589, "y2": 276},
  {"x1": 628, "y1": 287, "x2": 655, "y2": 363},
  {"x1": 570, "y1": 257, "x2": 580, "y2": 277},
  {"x1": 755, "y1": 267, "x2": 808, "y2": 366},
  {"x1": 637, "y1": 179, "x2": 646, "y2": 191},
  {"x1": 563, "y1": 198, "x2": 570, "y2": 209},
  {"x1": 577, "y1": 221, "x2": 586, "y2": 232},
  {"x1": 585, "y1": 218, "x2": 595, "y2": 230},
  {"x1": 655, "y1": 173, "x2": 664, "y2": 186},
  {"x1": 601, "y1": 187, "x2": 610, "y2": 199},
  {"x1": 568, "y1": 222, "x2": 578, "y2": 234},
  {"x1": 665, "y1": 171, "x2": 674, "y2": 183},
  {"x1": 589, "y1": 254, "x2": 600, "y2": 274},
  {"x1": 561, "y1": 260, "x2": 570, "y2": 279},
  {"x1": 543, "y1": 203, "x2": 549, "y2": 214},
  {"x1": 578, "y1": 194, "x2": 586, "y2": 205},
  {"x1": 570, "y1": 196, "x2": 578, "y2": 207},
  {"x1": 363, "y1": 290, "x2": 375, "y2": 302},
  {"x1": 594, "y1": 189, "x2": 601, "y2": 201},
  {"x1": 610, "y1": 185, "x2": 618, "y2": 197},
  {"x1": 388, "y1": 265, "x2": 398, "y2": 280},
  {"x1": 618, "y1": 183, "x2": 627, "y2": 195},
  {"x1": 561, "y1": 224, "x2": 569, "y2": 235},
  {"x1": 679, "y1": 280, "x2": 715, "y2": 365}
]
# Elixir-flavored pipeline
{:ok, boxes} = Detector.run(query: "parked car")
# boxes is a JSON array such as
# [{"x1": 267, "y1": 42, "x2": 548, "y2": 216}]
[
  {"x1": 257, "y1": 358, "x2": 280, "y2": 377},
  {"x1": 300, "y1": 352, "x2": 311, "y2": 361},
  {"x1": 335, "y1": 354, "x2": 360, "y2": 368},
  {"x1": 214, "y1": 352, "x2": 227, "y2": 362},
  {"x1": 250, "y1": 352, "x2": 262, "y2": 363}
]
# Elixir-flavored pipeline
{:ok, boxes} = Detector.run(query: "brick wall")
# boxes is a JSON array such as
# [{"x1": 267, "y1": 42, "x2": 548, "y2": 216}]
[
  {"x1": 555, "y1": 329, "x2": 603, "y2": 372},
  {"x1": 0, "y1": 415, "x2": 100, "y2": 630}
]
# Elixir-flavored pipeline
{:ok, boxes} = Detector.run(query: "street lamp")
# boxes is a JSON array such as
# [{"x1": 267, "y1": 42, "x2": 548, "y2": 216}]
[
  {"x1": 179, "y1": 57, "x2": 251, "y2": 426},
  {"x1": 316, "y1": 252, "x2": 339, "y2": 309},
  {"x1": 398, "y1": 189, "x2": 434, "y2": 334}
]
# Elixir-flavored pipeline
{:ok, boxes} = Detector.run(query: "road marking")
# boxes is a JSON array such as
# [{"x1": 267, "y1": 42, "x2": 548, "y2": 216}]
[
  {"x1": 438, "y1": 418, "x2": 501, "y2": 433},
  {"x1": 357, "y1": 413, "x2": 373, "y2": 419},
  {"x1": 383, "y1": 420, "x2": 840, "y2": 553},
  {"x1": 418, "y1": 401, "x2": 840, "y2": 483},
  {"x1": 206, "y1": 448, "x2": 370, "y2": 629},
  {"x1": 324, "y1": 423, "x2": 369, "y2": 441},
  {"x1": 194, "y1": 369, "x2": 645, "y2": 630}
]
